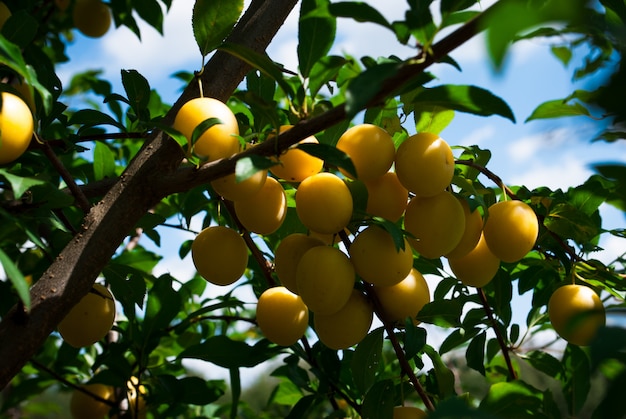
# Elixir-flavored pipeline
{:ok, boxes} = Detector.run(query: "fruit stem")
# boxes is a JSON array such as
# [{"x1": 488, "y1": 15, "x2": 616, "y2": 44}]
[
  {"x1": 477, "y1": 288, "x2": 517, "y2": 380},
  {"x1": 221, "y1": 199, "x2": 277, "y2": 287}
]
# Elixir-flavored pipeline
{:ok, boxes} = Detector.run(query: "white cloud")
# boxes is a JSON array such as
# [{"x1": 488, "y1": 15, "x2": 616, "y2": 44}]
[{"x1": 456, "y1": 124, "x2": 497, "y2": 147}]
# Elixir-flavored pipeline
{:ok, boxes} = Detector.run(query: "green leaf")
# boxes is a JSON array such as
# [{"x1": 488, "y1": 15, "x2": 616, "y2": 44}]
[
  {"x1": 192, "y1": 0, "x2": 243, "y2": 57},
  {"x1": 424, "y1": 344, "x2": 455, "y2": 398},
  {"x1": 298, "y1": 0, "x2": 337, "y2": 78},
  {"x1": 371, "y1": 218, "x2": 405, "y2": 252},
  {"x1": 417, "y1": 298, "x2": 464, "y2": 328},
  {"x1": 68, "y1": 109, "x2": 127, "y2": 133},
  {"x1": 220, "y1": 42, "x2": 295, "y2": 98},
  {"x1": 559, "y1": 344, "x2": 591, "y2": 415},
  {"x1": 439, "y1": 327, "x2": 479, "y2": 355},
  {"x1": 235, "y1": 155, "x2": 276, "y2": 183},
  {"x1": 403, "y1": 319, "x2": 427, "y2": 359},
  {"x1": 351, "y1": 327, "x2": 384, "y2": 394},
  {"x1": 410, "y1": 85, "x2": 515, "y2": 122},
  {"x1": 190, "y1": 117, "x2": 223, "y2": 146},
  {"x1": 328, "y1": 2, "x2": 391, "y2": 28},
  {"x1": 143, "y1": 275, "x2": 182, "y2": 334},
  {"x1": 93, "y1": 142, "x2": 116, "y2": 181},
  {"x1": 466, "y1": 331, "x2": 486, "y2": 375},
  {"x1": 154, "y1": 375, "x2": 225, "y2": 405},
  {"x1": 524, "y1": 351, "x2": 564, "y2": 378},
  {"x1": 296, "y1": 142, "x2": 356, "y2": 177},
  {"x1": 121, "y1": 69, "x2": 151, "y2": 120},
  {"x1": 544, "y1": 202, "x2": 600, "y2": 243},
  {"x1": 180, "y1": 336, "x2": 283, "y2": 368},
  {"x1": 134, "y1": 0, "x2": 164, "y2": 34},
  {"x1": 551, "y1": 45, "x2": 572, "y2": 66},
  {"x1": 405, "y1": 0, "x2": 437, "y2": 47},
  {"x1": 0, "y1": 247, "x2": 29, "y2": 309},
  {"x1": 2, "y1": 10, "x2": 38, "y2": 49},
  {"x1": 0, "y1": 170, "x2": 45, "y2": 200},
  {"x1": 525, "y1": 99, "x2": 590, "y2": 122},
  {"x1": 309, "y1": 55, "x2": 348, "y2": 98},
  {"x1": 479, "y1": 380, "x2": 544, "y2": 417},
  {"x1": 414, "y1": 105, "x2": 455, "y2": 134},
  {"x1": 361, "y1": 378, "x2": 395, "y2": 419},
  {"x1": 345, "y1": 62, "x2": 401, "y2": 118}
]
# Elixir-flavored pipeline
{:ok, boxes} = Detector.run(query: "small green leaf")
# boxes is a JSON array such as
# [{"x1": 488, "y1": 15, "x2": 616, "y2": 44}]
[
  {"x1": 466, "y1": 331, "x2": 486, "y2": 375},
  {"x1": 192, "y1": 0, "x2": 243, "y2": 57},
  {"x1": 414, "y1": 106, "x2": 455, "y2": 134},
  {"x1": 143, "y1": 275, "x2": 181, "y2": 334},
  {"x1": 525, "y1": 99, "x2": 591, "y2": 122},
  {"x1": 0, "y1": 247, "x2": 30, "y2": 309},
  {"x1": 479, "y1": 381, "x2": 544, "y2": 417},
  {"x1": 121, "y1": 69, "x2": 151, "y2": 120},
  {"x1": 403, "y1": 319, "x2": 427, "y2": 359},
  {"x1": 424, "y1": 344, "x2": 456, "y2": 398},
  {"x1": 551, "y1": 45, "x2": 572, "y2": 66},
  {"x1": 235, "y1": 155, "x2": 276, "y2": 183},
  {"x1": 544, "y1": 202, "x2": 600, "y2": 243},
  {"x1": 351, "y1": 327, "x2": 384, "y2": 394},
  {"x1": 328, "y1": 2, "x2": 391, "y2": 28},
  {"x1": 410, "y1": 85, "x2": 515, "y2": 122},
  {"x1": 93, "y1": 142, "x2": 116, "y2": 181},
  {"x1": 298, "y1": 0, "x2": 337, "y2": 78},
  {"x1": 361, "y1": 378, "x2": 395, "y2": 419},
  {"x1": 0, "y1": 170, "x2": 45, "y2": 200},
  {"x1": 180, "y1": 336, "x2": 283, "y2": 368},
  {"x1": 190, "y1": 117, "x2": 223, "y2": 146},
  {"x1": 68, "y1": 109, "x2": 127, "y2": 133},
  {"x1": 417, "y1": 298, "x2": 464, "y2": 328},
  {"x1": 296, "y1": 142, "x2": 356, "y2": 177},
  {"x1": 524, "y1": 350, "x2": 564, "y2": 377},
  {"x1": 134, "y1": 0, "x2": 164, "y2": 34},
  {"x1": 309, "y1": 55, "x2": 348, "y2": 98},
  {"x1": 220, "y1": 42, "x2": 295, "y2": 98}
]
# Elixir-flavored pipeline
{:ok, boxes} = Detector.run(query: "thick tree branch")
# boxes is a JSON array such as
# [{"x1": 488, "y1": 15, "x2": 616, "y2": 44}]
[{"x1": 0, "y1": 0, "x2": 299, "y2": 389}]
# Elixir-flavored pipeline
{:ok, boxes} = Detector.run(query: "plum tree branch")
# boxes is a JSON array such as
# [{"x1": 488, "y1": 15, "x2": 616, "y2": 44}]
[{"x1": 0, "y1": 0, "x2": 299, "y2": 389}]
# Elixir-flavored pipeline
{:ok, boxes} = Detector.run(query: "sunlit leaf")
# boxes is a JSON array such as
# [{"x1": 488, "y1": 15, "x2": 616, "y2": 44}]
[
  {"x1": 410, "y1": 85, "x2": 515, "y2": 122},
  {"x1": 235, "y1": 155, "x2": 276, "y2": 183},
  {"x1": 479, "y1": 380, "x2": 544, "y2": 417},
  {"x1": 192, "y1": 0, "x2": 243, "y2": 57},
  {"x1": 0, "y1": 170, "x2": 45, "y2": 200},
  {"x1": 525, "y1": 99, "x2": 591, "y2": 121},
  {"x1": 298, "y1": 0, "x2": 336, "y2": 78},
  {"x1": 0, "y1": 247, "x2": 30, "y2": 309},
  {"x1": 424, "y1": 344, "x2": 455, "y2": 398},
  {"x1": 93, "y1": 142, "x2": 116, "y2": 181},
  {"x1": 414, "y1": 105, "x2": 455, "y2": 134}
]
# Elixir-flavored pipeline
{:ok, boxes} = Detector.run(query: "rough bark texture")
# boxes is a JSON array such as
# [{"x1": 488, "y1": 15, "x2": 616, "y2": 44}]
[{"x1": 0, "y1": 0, "x2": 299, "y2": 389}]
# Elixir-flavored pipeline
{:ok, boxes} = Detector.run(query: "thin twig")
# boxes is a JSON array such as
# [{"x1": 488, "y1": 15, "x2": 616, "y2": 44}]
[
  {"x1": 478, "y1": 288, "x2": 517, "y2": 380},
  {"x1": 338, "y1": 231, "x2": 435, "y2": 411},
  {"x1": 30, "y1": 359, "x2": 116, "y2": 407},
  {"x1": 40, "y1": 141, "x2": 91, "y2": 213}
]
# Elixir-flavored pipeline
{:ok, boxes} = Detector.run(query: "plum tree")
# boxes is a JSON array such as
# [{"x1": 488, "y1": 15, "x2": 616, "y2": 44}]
[{"x1": 0, "y1": 1, "x2": 623, "y2": 418}]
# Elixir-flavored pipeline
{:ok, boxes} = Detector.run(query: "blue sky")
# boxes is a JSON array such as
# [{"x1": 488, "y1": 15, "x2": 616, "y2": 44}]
[{"x1": 58, "y1": 0, "x2": 625, "y2": 271}]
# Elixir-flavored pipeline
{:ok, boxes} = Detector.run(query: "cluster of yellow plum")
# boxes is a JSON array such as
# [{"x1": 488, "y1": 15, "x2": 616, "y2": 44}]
[{"x1": 182, "y1": 96, "x2": 603, "y2": 351}]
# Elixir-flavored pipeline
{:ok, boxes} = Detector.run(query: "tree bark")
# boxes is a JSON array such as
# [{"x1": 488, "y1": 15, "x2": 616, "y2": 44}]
[{"x1": 0, "y1": 0, "x2": 299, "y2": 389}]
